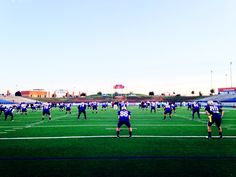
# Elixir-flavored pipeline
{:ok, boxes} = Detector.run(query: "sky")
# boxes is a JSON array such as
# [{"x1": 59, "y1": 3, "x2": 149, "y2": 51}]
[{"x1": 0, "y1": 0, "x2": 236, "y2": 96}]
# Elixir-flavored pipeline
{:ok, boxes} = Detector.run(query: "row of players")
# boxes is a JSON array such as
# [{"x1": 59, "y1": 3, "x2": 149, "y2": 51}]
[
  {"x1": 1, "y1": 100, "x2": 223, "y2": 139},
  {"x1": 0, "y1": 101, "x2": 209, "y2": 121},
  {"x1": 115, "y1": 100, "x2": 224, "y2": 139}
]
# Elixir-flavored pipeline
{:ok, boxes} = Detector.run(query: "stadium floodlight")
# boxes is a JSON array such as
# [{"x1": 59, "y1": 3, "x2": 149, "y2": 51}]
[
  {"x1": 210, "y1": 70, "x2": 213, "y2": 89},
  {"x1": 230, "y1": 61, "x2": 233, "y2": 87},
  {"x1": 225, "y1": 74, "x2": 228, "y2": 87}
]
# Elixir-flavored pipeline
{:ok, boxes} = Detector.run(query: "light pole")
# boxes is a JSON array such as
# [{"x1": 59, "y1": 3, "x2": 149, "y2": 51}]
[
  {"x1": 225, "y1": 74, "x2": 228, "y2": 87},
  {"x1": 230, "y1": 61, "x2": 233, "y2": 87},
  {"x1": 211, "y1": 70, "x2": 213, "y2": 89}
]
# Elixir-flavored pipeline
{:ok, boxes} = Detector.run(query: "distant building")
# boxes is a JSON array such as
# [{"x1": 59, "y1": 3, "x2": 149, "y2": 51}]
[
  {"x1": 21, "y1": 89, "x2": 48, "y2": 98},
  {"x1": 54, "y1": 89, "x2": 69, "y2": 98},
  {"x1": 218, "y1": 87, "x2": 236, "y2": 95}
]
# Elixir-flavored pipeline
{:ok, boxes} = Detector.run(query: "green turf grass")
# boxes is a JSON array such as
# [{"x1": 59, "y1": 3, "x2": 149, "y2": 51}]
[{"x1": 0, "y1": 106, "x2": 236, "y2": 177}]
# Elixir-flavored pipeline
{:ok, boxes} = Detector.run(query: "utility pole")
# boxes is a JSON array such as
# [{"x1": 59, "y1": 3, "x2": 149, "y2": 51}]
[
  {"x1": 211, "y1": 70, "x2": 213, "y2": 89},
  {"x1": 230, "y1": 61, "x2": 233, "y2": 87}
]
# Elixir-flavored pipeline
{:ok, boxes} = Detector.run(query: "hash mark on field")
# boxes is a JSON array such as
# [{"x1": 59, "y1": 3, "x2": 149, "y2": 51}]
[
  {"x1": 4, "y1": 130, "x2": 16, "y2": 132},
  {"x1": 105, "y1": 128, "x2": 137, "y2": 130}
]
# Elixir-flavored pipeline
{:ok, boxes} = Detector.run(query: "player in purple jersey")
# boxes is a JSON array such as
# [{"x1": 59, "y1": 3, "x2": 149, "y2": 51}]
[
  {"x1": 92, "y1": 102, "x2": 98, "y2": 114},
  {"x1": 58, "y1": 103, "x2": 65, "y2": 111},
  {"x1": 142, "y1": 102, "x2": 148, "y2": 111},
  {"x1": 116, "y1": 106, "x2": 132, "y2": 138},
  {"x1": 102, "y1": 102, "x2": 108, "y2": 111},
  {"x1": 150, "y1": 101, "x2": 156, "y2": 113},
  {"x1": 16, "y1": 104, "x2": 21, "y2": 113},
  {"x1": 171, "y1": 103, "x2": 176, "y2": 113},
  {"x1": 187, "y1": 102, "x2": 192, "y2": 110},
  {"x1": 205, "y1": 100, "x2": 224, "y2": 139},
  {"x1": 21, "y1": 104, "x2": 28, "y2": 115},
  {"x1": 78, "y1": 102, "x2": 87, "y2": 119},
  {"x1": 119, "y1": 101, "x2": 125, "y2": 111},
  {"x1": 0, "y1": 104, "x2": 5, "y2": 116},
  {"x1": 191, "y1": 102, "x2": 200, "y2": 120},
  {"x1": 31, "y1": 104, "x2": 36, "y2": 112},
  {"x1": 65, "y1": 103, "x2": 72, "y2": 114},
  {"x1": 4, "y1": 106, "x2": 14, "y2": 121},
  {"x1": 42, "y1": 103, "x2": 51, "y2": 120},
  {"x1": 163, "y1": 103, "x2": 172, "y2": 120}
]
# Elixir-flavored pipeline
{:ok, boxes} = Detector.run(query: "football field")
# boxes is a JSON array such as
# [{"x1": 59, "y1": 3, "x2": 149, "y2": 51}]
[{"x1": 0, "y1": 106, "x2": 236, "y2": 177}]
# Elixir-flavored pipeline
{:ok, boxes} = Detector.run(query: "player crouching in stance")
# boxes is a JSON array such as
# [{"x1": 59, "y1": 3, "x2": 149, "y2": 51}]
[
  {"x1": 116, "y1": 106, "x2": 132, "y2": 138},
  {"x1": 205, "y1": 100, "x2": 224, "y2": 139},
  {"x1": 42, "y1": 103, "x2": 51, "y2": 120},
  {"x1": 192, "y1": 102, "x2": 200, "y2": 120},
  {"x1": 150, "y1": 101, "x2": 156, "y2": 113},
  {"x1": 4, "y1": 106, "x2": 14, "y2": 121},
  {"x1": 78, "y1": 102, "x2": 87, "y2": 119},
  {"x1": 163, "y1": 103, "x2": 172, "y2": 120},
  {"x1": 65, "y1": 103, "x2": 72, "y2": 114}
]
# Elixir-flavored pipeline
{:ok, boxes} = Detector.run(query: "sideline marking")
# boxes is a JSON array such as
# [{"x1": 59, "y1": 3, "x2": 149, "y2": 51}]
[{"x1": 0, "y1": 135, "x2": 236, "y2": 140}]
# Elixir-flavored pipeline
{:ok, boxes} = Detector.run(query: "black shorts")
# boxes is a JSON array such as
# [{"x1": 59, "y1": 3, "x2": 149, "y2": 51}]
[
  {"x1": 208, "y1": 114, "x2": 222, "y2": 127},
  {"x1": 117, "y1": 120, "x2": 131, "y2": 128}
]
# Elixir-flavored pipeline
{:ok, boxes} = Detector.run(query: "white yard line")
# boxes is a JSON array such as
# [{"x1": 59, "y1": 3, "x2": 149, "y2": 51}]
[
  {"x1": 1, "y1": 122, "x2": 231, "y2": 129},
  {"x1": 0, "y1": 135, "x2": 236, "y2": 140},
  {"x1": 4, "y1": 129, "x2": 16, "y2": 132}
]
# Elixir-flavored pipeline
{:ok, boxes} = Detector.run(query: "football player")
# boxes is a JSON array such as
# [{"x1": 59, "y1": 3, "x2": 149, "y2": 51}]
[
  {"x1": 192, "y1": 102, "x2": 200, "y2": 120},
  {"x1": 187, "y1": 102, "x2": 192, "y2": 110},
  {"x1": 92, "y1": 102, "x2": 98, "y2": 114},
  {"x1": 0, "y1": 104, "x2": 5, "y2": 116},
  {"x1": 102, "y1": 102, "x2": 108, "y2": 111},
  {"x1": 4, "y1": 106, "x2": 14, "y2": 121},
  {"x1": 21, "y1": 103, "x2": 28, "y2": 115},
  {"x1": 205, "y1": 100, "x2": 224, "y2": 139},
  {"x1": 116, "y1": 106, "x2": 132, "y2": 138},
  {"x1": 150, "y1": 101, "x2": 156, "y2": 113},
  {"x1": 42, "y1": 103, "x2": 51, "y2": 120},
  {"x1": 31, "y1": 104, "x2": 37, "y2": 112},
  {"x1": 78, "y1": 102, "x2": 87, "y2": 119},
  {"x1": 65, "y1": 103, "x2": 72, "y2": 114},
  {"x1": 163, "y1": 102, "x2": 172, "y2": 120},
  {"x1": 171, "y1": 103, "x2": 176, "y2": 113}
]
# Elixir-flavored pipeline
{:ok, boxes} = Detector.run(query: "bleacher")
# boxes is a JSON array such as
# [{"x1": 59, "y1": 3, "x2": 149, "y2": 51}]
[
  {"x1": 196, "y1": 94, "x2": 236, "y2": 102},
  {"x1": 0, "y1": 95, "x2": 36, "y2": 104},
  {"x1": 0, "y1": 99, "x2": 15, "y2": 104}
]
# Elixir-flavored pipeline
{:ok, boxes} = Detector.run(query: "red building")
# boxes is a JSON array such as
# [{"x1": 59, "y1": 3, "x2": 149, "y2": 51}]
[{"x1": 21, "y1": 89, "x2": 48, "y2": 98}]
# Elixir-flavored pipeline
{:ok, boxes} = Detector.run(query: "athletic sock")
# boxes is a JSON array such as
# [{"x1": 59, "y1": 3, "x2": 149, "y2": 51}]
[
  {"x1": 208, "y1": 132, "x2": 212, "y2": 139},
  {"x1": 116, "y1": 131, "x2": 120, "y2": 137},
  {"x1": 129, "y1": 131, "x2": 132, "y2": 137},
  {"x1": 219, "y1": 132, "x2": 223, "y2": 138}
]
